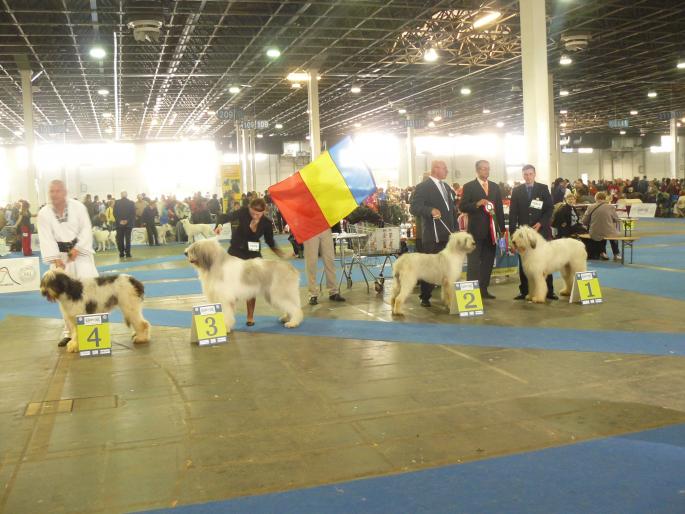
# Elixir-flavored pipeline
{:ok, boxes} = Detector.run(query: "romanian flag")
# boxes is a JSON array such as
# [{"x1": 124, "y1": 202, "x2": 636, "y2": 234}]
[{"x1": 269, "y1": 136, "x2": 376, "y2": 243}]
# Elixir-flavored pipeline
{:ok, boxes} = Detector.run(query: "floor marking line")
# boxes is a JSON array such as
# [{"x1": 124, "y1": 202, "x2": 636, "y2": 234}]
[{"x1": 438, "y1": 345, "x2": 529, "y2": 384}]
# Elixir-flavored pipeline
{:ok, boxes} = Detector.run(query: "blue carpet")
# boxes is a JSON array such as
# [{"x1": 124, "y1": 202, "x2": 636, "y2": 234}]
[
  {"x1": 3, "y1": 297, "x2": 682, "y2": 357},
  {"x1": 141, "y1": 422, "x2": 685, "y2": 514},
  {"x1": 591, "y1": 263, "x2": 685, "y2": 300}
]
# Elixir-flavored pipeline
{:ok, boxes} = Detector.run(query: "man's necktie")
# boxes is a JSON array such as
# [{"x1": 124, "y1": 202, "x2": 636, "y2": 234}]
[
  {"x1": 440, "y1": 182, "x2": 449, "y2": 205},
  {"x1": 482, "y1": 181, "x2": 489, "y2": 196},
  {"x1": 527, "y1": 186, "x2": 533, "y2": 200}
]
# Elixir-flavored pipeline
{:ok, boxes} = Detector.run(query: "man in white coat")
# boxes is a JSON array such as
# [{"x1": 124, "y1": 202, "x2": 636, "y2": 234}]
[{"x1": 37, "y1": 179, "x2": 99, "y2": 346}]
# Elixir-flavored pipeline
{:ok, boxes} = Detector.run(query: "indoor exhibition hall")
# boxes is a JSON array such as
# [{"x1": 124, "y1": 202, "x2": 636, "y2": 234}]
[{"x1": 0, "y1": 1, "x2": 684, "y2": 513}]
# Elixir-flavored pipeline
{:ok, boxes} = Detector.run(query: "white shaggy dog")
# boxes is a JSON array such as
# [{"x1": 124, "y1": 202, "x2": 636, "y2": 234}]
[
  {"x1": 181, "y1": 218, "x2": 215, "y2": 243},
  {"x1": 185, "y1": 238, "x2": 303, "y2": 331},
  {"x1": 390, "y1": 231, "x2": 476, "y2": 315},
  {"x1": 40, "y1": 269, "x2": 151, "y2": 352},
  {"x1": 510, "y1": 225, "x2": 587, "y2": 303},
  {"x1": 156, "y1": 223, "x2": 173, "y2": 244},
  {"x1": 93, "y1": 227, "x2": 116, "y2": 252}
]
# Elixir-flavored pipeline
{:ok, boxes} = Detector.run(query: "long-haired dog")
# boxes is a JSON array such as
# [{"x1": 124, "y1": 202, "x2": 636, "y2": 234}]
[
  {"x1": 93, "y1": 227, "x2": 116, "y2": 252},
  {"x1": 181, "y1": 218, "x2": 215, "y2": 243},
  {"x1": 390, "y1": 231, "x2": 476, "y2": 315},
  {"x1": 40, "y1": 270, "x2": 151, "y2": 352},
  {"x1": 185, "y1": 238, "x2": 303, "y2": 331},
  {"x1": 510, "y1": 225, "x2": 587, "y2": 303}
]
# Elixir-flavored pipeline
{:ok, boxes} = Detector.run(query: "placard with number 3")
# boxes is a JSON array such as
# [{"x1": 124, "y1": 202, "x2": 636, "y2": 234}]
[{"x1": 191, "y1": 304, "x2": 228, "y2": 346}]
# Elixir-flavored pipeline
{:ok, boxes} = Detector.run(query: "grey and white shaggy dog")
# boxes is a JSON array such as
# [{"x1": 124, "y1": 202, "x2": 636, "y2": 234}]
[
  {"x1": 40, "y1": 269, "x2": 151, "y2": 352},
  {"x1": 185, "y1": 238, "x2": 303, "y2": 331}
]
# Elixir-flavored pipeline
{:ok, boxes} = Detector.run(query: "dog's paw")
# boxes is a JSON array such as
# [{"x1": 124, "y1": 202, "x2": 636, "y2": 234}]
[
  {"x1": 279, "y1": 315, "x2": 289, "y2": 323},
  {"x1": 531, "y1": 297, "x2": 546, "y2": 304},
  {"x1": 525, "y1": 295, "x2": 531, "y2": 301},
  {"x1": 132, "y1": 335, "x2": 150, "y2": 344},
  {"x1": 283, "y1": 321, "x2": 300, "y2": 328},
  {"x1": 66, "y1": 340, "x2": 79, "y2": 353},
  {"x1": 559, "y1": 289, "x2": 570, "y2": 296}
]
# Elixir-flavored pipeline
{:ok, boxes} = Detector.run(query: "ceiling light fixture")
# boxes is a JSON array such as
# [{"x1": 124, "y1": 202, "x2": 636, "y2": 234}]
[
  {"x1": 291, "y1": 82, "x2": 302, "y2": 89},
  {"x1": 287, "y1": 72, "x2": 309, "y2": 82},
  {"x1": 559, "y1": 55, "x2": 573, "y2": 66},
  {"x1": 89, "y1": 46, "x2": 106, "y2": 59},
  {"x1": 433, "y1": 116, "x2": 442, "y2": 122},
  {"x1": 560, "y1": 109, "x2": 568, "y2": 114},
  {"x1": 207, "y1": 110, "x2": 216, "y2": 116},
  {"x1": 228, "y1": 86, "x2": 241, "y2": 94},
  {"x1": 266, "y1": 48, "x2": 281, "y2": 58},
  {"x1": 97, "y1": 88, "x2": 109, "y2": 96},
  {"x1": 423, "y1": 48, "x2": 438, "y2": 62},
  {"x1": 496, "y1": 121, "x2": 504, "y2": 128},
  {"x1": 630, "y1": 110, "x2": 638, "y2": 115},
  {"x1": 256, "y1": 134, "x2": 263, "y2": 138},
  {"x1": 560, "y1": 122, "x2": 567, "y2": 127},
  {"x1": 619, "y1": 130, "x2": 626, "y2": 135},
  {"x1": 460, "y1": 87, "x2": 471, "y2": 96},
  {"x1": 275, "y1": 123, "x2": 283, "y2": 129},
  {"x1": 428, "y1": 121, "x2": 436, "y2": 128},
  {"x1": 350, "y1": 85, "x2": 362, "y2": 94},
  {"x1": 102, "y1": 112, "x2": 112, "y2": 118},
  {"x1": 354, "y1": 122, "x2": 362, "y2": 128},
  {"x1": 482, "y1": 108, "x2": 491, "y2": 114},
  {"x1": 559, "y1": 90, "x2": 569, "y2": 97},
  {"x1": 677, "y1": 59, "x2": 685, "y2": 69},
  {"x1": 473, "y1": 11, "x2": 501, "y2": 29},
  {"x1": 647, "y1": 91, "x2": 657, "y2": 98},
  {"x1": 398, "y1": 108, "x2": 407, "y2": 114}
]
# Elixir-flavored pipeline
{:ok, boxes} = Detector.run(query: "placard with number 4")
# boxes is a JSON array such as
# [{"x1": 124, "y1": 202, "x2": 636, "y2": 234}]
[
  {"x1": 191, "y1": 304, "x2": 228, "y2": 346},
  {"x1": 76, "y1": 313, "x2": 112, "y2": 357}
]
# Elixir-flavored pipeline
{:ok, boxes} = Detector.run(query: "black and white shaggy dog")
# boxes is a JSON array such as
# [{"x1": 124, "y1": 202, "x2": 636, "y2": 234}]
[
  {"x1": 40, "y1": 269, "x2": 151, "y2": 352},
  {"x1": 185, "y1": 238, "x2": 303, "y2": 331}
]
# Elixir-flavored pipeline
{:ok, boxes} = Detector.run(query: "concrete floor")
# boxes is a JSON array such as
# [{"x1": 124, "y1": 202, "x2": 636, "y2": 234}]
[{"x1": 0, "y1": 220, "x2": 684, "y2": 513}]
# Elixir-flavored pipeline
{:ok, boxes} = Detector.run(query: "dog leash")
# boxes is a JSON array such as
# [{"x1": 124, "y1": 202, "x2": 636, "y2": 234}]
[{"x1": 432, "y1": 217, "x2": 455, "y2": 243}]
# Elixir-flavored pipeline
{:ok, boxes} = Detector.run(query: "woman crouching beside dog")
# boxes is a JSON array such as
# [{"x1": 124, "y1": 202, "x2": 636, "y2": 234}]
[{"x1": 214, "y1": 198, "x2": 286, "y2": 326}]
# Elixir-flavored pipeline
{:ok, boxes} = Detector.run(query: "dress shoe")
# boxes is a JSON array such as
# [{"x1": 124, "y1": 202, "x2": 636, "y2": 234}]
[
  {"x1": 420, "y1": 298, "x2": 431, "y2": 307},
  {"x1": 514, "y1": 293, "x2": 527, "y2": 300},
  {"x1": 329, "y1": 293, "x2": 346, "y2": 302},
  {"x1": 246, "y1": 320, "x2": 255, "y2": 327},
  {"x1": 547, "y1": 293, "x2": 559, "y2": 300},
  {"x1": 58, "y1": 336, "x2": 71, "y2": 347},
  {"x1": 481, "y1": 291, "x2": 496, "y2": 299},
  {"x1": 308, "y1": 296, "x2": 318, "y2": 306}
]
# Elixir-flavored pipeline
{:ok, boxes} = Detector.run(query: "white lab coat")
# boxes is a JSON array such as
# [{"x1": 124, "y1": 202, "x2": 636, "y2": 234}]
[{"x1": 36, "y1": 199, "x2": 99, "y2": 278}]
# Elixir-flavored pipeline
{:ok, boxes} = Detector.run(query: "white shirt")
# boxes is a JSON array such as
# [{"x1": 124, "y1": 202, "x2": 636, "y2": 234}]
[{"x1": 37, "y1": 198, "x2": 98, "y2": 278}]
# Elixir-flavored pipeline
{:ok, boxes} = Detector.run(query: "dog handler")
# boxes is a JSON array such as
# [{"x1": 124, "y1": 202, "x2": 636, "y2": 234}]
[
  {"x1": 215, "y1": 198, "x2": 285, "y2": 326},
  {"x1": 36, "y1": 179, "x2": 99, "y2": 347}
]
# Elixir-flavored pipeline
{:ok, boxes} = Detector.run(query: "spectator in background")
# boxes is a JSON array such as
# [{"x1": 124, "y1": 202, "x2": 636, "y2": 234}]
[
  {"x1": 191, "y1": 200, "x2": 212, "y2": 224},
  {"x1": 174, "y1": 199, "x2": 190, "y2": 242},
  {"x1": 582, "y1": 191, "x2": 621, "y2": 261},
  {"x1": 114, "y1": 191, "x2": 136, "y2": 259},
  {"x1": 207, "y1": 194, "x2": 222, "y2": 220},
  {"x1": 142, "y1": 200, "x2": 160, "y2": 246},
  {"x1": 105, "y1": 200, "x2": 116, "y2": 230},
  {"x1": 135, "y1": 194, "x2": 148, "y2": 227}
]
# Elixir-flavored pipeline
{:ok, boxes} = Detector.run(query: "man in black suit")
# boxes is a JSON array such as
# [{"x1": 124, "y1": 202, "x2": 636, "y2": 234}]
[
  {"x1": 459, "y1": 160, "x2": 505, "y2": 299},
  {"x1": 409, "y1": 160, "x2": 459, "y2": 307},
  {"x1": 113, "y1": 191, "x2": 136, "y2": 259},
  {"x1": 509, "y1": 164, "x2": 557, "y2": 300}
]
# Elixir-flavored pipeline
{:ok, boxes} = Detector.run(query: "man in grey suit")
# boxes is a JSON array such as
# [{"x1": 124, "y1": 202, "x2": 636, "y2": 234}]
[{"x1": 409, "y1": 160, "x2": 459, "y2": 307}]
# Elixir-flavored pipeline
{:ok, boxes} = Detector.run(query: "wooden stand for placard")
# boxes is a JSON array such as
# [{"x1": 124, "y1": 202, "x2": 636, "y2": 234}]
[
  {"x1": 76, "y1": 313, "x2": 112, "y2": 357},
  {"x1": 454, "y1": 280, "x2": 484, "y2": 317},
  {"x1": 570, "y1": 271, "x2": 603, "y2": 305},
  {"x1": 191, "y1": 304, "x2": 228, "y2": 346}
]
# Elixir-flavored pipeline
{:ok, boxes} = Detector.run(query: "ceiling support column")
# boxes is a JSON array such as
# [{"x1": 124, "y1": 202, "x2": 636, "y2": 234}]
[
  {"x1": 406, "y1": 116, "x2": 416, "y2": 187},
  {"x1": 307, "y1": 69, "x2": 321, "y2": 160},
  {"x1": 17, "y1": 56, "x2": 38, "y2": 207},
  {"x1": 669, "y1": 117, "x2": 679, "y2": 179}
]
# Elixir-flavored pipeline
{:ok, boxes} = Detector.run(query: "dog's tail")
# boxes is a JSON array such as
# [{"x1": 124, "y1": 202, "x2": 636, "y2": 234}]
[{"x1": 128, "y1": 276, "x2": 145, "y2": 299}]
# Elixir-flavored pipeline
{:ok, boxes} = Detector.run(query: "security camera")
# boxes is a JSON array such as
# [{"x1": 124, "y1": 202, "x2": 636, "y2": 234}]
[{"x1": 127, "y1": 20, "x2": 163, "y2": 43}]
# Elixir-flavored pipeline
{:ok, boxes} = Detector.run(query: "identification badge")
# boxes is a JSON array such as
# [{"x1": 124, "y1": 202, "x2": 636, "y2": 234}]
[
  {"x1": 530, "y1": 199, "x2": 543, "y2": 210},
  {"x1": 248, "y1": 241, "x2": 260, "y2": 252}
]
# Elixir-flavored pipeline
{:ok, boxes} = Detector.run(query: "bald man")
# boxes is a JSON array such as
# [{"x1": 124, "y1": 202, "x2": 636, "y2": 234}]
[{"x1": 409, "y1": 160, "x2": 459, "y2": 307}]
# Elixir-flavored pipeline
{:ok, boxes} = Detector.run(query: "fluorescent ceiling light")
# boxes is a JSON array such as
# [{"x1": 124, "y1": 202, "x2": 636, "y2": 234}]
[
  {"x1": 496, "y1": 121, "x2": 504, "y2": 128},
  {"x1": 266, "y1": 48, "x2": 281, "y2": 58},
  {"x1": 105, "y1": 127, "x2": 113, "y2": 134},
  {"x1": 13, "y1": 130, "x2": 22, "y2": 137},
  {"x1": 433, "y1": 116, "x2": 442, "y2": 122},
  {"x1": 423, "y1": 48, "x2": 438, "y2": 62},
  {"x1": 207, "y1": 110, "x2": 216, "y2": 116},
  {"x1": 560, "y1": 122, "x2": 567, "y2": 127},
  {"x1": 560, "y1": 109, "x2": 568, "y2": 114},
  {"x1": 619, "y1": 130, "x2": 626, "y2": 135},
  {"x1": 578, "y1": 148, "x2": 593, "y2": 154},
  {"x1": 473, "y1": 11, "x2": 501, "y2": 29},
  {"x1": 291, "y1": 82, "x2": 302, "y2": 89},
  {"x1": 677, "y1": 60, "x2": 685, "y2": 69},
  {"x1": 460, "y1": 87, "x2": 471, "y2": 96},
  {"x1": 89, "y1": 46, "x2": 106, "y2": 59},
  {"x1": 559, "y1": 90, "x2": 569, "y2": 97},
  {"x1": 398, "y1": 108, "x2": 407, "y2": 114},
  {"x1": 350, "y1": 85, "x2": 362, "y2": 94},
  {"x1": 559, "y1": 55, "x2": 573, "y2": 66},
  {"x1": 428, "y1": 121, "x2": 436, "y2": 128},
  {"x1": 275, "y1": 123, "x2": 283, "y2": 129},
  {"x1": 257, "y1": 134, "x2": 263, "y2": 138},
  {"x1": 102, "y1": 112, "x2": 112, "y2": 118},
  {"x1": 150, "y1": 119, "x2": 158, "y2": 126},
  {"x1": 647, "y1": 91, "x2": 657, "y2": 98},
  {"x1": 97, "y1": 88, "x2": 109, "y2": 96},
  {"x1": 287, "y1": 72, "x2": 309, "y2": 82},
  {"x1": 630, "y1": 110, "x2": 638, "y2": 115},
  {"x1": 354, "y1": 122, "x2": 362, "y2": 128},
  {"x1": 482, "y1": 108, "x2": 491, "y2": 114},
  {"x1": 228, "y1": 86, "x2": 241, "y2": 94}
]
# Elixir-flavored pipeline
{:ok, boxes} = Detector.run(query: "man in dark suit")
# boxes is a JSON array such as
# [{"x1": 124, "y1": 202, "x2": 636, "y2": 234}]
[
  {"x1": 509, "y1": 164, "x2": 557, "y2": 300},
  {"x1": 409, "y1": 160, "x2": 459, "y2": 307},
  {"x1": 113, "y1": 191, "x2": 136, "y2": 259},
  {"x1": 459, "y1": 160, "x2": 505, "y2": 299}
]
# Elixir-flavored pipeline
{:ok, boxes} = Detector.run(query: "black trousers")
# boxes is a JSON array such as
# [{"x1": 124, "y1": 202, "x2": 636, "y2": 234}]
[
  {"x1": 419, "y1": 239, "x2": 447, "y2": 300},
  {"x1": 602, "y1": 239, "x2": 620, "y2": 256},
  {"x1": 518, "y1": 255, "x2": 554, "y2": 295},
  {"x1": 116, "y1": 226, "x2": 132, "y2": 256},
  {"x1": 466, "y1": 238, "x2": 496, "y2": 292},
  {"x1": 145, "y1": 222, "x2": 159, "y2": 246}
]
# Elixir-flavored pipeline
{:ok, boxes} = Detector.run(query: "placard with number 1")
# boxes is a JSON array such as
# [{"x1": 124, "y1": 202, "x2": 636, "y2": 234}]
[{"x1": 570, "y1": 271, "x2": 603, "y2": 305}]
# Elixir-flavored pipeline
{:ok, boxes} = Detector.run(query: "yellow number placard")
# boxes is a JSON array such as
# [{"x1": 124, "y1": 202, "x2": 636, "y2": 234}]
[
  {"x1": 76, "y1": 313, "x2": 112, "y2": 357},
  {"x1": 454, "y1": 281, "x2": 484, "y2": 317},
  {"x1": 571, "y1": 271, "x2": 603, "y2": 305},
  {"x1": 191, "y1": 304, "x2": 228, "y2": 346}
]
